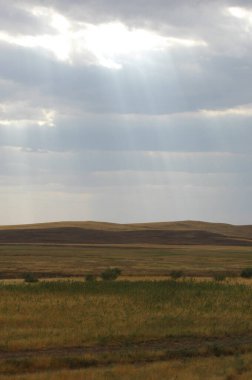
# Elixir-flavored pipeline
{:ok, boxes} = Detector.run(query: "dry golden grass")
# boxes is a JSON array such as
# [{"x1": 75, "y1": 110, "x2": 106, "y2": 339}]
[
  {"x1": 2, "y1": 353, "x2": 252, "y2": 379},
  {"x1": 1, "y1": 244, "x2": 252, "y2": 278}
]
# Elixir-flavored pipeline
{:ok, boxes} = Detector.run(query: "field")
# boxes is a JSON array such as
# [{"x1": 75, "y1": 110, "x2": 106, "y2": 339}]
[
  {"x1": 1, "y1": 244, "x2": 252, "y2": 279},
  {"x1": 3, "y1": 354, "x2": 252, "y2": 380},
  {"x1": 1, "y1": 280, "x2": 252, "y2": 379},
  {"x1": 0, "y1": 220, "x2": 252, "y2": 247},
  {"x1": 1, "y1": 221, "x2": 252, "y2": 378}
]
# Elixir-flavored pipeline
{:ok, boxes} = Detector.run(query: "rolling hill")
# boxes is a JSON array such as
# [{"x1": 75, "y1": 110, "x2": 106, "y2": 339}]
[{"x1": 0, "y1": 221, "x2": 251, "y2": 245}]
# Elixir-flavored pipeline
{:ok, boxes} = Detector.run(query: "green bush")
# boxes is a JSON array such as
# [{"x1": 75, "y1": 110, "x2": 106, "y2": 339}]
[
  {"x1": 85, "y1": 274, "x2": 96, "y2": 282},
  {"x1": 170, "y1": 270, "x2": 183, "y2": 280},
  {"x1": 241, "y1": 268, "x2": 252, "y2": 278},
  {"x1": 213, "y1": 273, "x2": 226, "y2": 282},
  {"x1": 100, "y1": 268, "x2": 122, "y2": 281},
  {"x1": 23, "y1": 273, "x2": 38, "y2": 283}
]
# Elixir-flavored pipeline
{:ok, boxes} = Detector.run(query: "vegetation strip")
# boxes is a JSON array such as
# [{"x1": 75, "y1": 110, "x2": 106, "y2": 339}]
[{"x1": 1, "y1": 334, "x2": 252, "y2": 361}]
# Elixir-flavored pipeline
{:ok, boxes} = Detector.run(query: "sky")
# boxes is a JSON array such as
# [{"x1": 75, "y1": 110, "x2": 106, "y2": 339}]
[{"x1": 0, "y1": 0, "x2": 252, "y2": 225}]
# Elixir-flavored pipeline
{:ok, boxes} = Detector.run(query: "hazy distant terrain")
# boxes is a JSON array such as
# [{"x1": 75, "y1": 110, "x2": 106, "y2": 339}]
[{"x1": 0, "y1": 221, "x2": 251, "y2": 245}]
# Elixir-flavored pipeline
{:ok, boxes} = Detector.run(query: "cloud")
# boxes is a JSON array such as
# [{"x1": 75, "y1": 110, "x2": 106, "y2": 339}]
[
  {"x1": 0, "y1": 0, "x2": 252, "y2": 224},
  {"x1": 1, "y1": 108, "x2": 252, "y2": 154},
  {"x1": 0, "y1": 1, "x2": 55, "y2": 35}
]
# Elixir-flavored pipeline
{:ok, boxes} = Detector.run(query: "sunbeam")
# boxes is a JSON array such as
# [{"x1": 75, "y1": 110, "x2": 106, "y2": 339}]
[{"x1": 0, "y1": 1, "x2": 251, "y2": 224}]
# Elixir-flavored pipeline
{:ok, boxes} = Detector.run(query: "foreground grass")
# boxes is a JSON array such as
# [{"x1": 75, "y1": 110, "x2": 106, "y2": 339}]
[
  {"x1": 1, "y1": 280, "x2": 252, "y2": 351},
  {"x1": 2, "y1": 353, "x2": 252, "y2": 379}
]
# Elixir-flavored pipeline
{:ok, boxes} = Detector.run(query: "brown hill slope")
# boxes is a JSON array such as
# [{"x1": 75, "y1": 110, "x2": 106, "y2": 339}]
[{"x1": 0, "y1": 221, "x2": 251, "y2": 245}]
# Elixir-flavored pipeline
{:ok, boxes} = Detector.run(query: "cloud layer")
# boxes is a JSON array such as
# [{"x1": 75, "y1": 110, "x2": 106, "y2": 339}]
[{"x1": 0, "y1": 0, "x2": 251, "y2": 224}]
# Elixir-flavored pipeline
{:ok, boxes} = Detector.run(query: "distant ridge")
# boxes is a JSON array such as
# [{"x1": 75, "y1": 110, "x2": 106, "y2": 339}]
[{"x1": 0, "y1": 220, "x2": 251, "y2": 245}]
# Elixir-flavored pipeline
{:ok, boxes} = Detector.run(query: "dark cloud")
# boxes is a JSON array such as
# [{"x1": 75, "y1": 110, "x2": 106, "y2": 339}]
[
  {"x1": 1, "y1": 111, "x2": 252, "y2": 154},
  {"x1": 1, "y1": 41, "x2": 252, "y2": 116},
  {"x1": 0, "y1": 1, "x2": 55, "y2": 35}
]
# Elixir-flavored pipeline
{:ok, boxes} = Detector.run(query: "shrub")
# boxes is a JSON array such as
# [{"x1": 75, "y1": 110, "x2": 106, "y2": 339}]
[
  {"x1": 170, "y1": 270, "x2": 183, "y2": 280},
  {"x1": 23, "y1": 273, "x2": 38, "y2": 283},
  {"x1": 100, "y1": 268, "x2": 122, "y2": 281},
  {"x1": 234, "y1": 353, "x2": 246, "y2": 374},
  {"x1": 85, "y1": 274, "x2": 96, "y2": 282},
  {"x1": 241, "y1": 268, "x2": 252, "y2": 278},
  {"x1": 213, "y1": 273, "x2": 226, "y2": 282}
]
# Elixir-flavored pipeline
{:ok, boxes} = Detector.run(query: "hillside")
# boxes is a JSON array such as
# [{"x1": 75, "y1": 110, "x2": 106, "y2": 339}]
[{"x1": 0, "y1": 221, "x2": 251, "y2": 245}]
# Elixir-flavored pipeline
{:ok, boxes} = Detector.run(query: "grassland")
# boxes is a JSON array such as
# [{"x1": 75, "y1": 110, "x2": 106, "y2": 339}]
[
  {"x1": 1, "y1": 244, "x2": 252, "y2": 279},
  {"x1": 1, "y1": 280, "x2": 252, "y2": 378},
  {"x1": 0, "y1": 220, "x2": 251, "y2": 245},
  {"x1": 1, "y1": 220, "x2": 252, "y2": 240},
  {"x1": 1, "y1": 220, "x2": 252, "y2": 279},
  {"x1": 3, "y1": 280, "x2": 252, "y2": 350},
  {"x1": 3, "y1": 353, "x2": 252, "y2": 380},
  {"x1": 1, "y1": 220, "x2": 252, "y2": 378}
]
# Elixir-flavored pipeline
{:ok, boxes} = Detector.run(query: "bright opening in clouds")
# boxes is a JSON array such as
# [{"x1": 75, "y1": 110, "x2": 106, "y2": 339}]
[
  {"x1": 81, "y1": 22, "x2": 169, "y2": 69},
  {"x1": 0, "y1": 7, "x2": 72, "y2": 61},
  {"x1": 0, "y1": 6, "x2": 206, "y2": 68},
  {"x1": 0, "y1": 0, "x2": 251, "y2": 225},
  {"x1": 81, "y1": 22, "x2": 206, "y2": 69},
  {"x1": 229, "y1": 6, "x2": 252, "y2": 21}
]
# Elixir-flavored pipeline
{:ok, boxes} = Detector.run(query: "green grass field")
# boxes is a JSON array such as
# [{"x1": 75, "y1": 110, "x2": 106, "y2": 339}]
[{"x1": 1, "y1": 280, "x2": 252, "y2": 378}]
